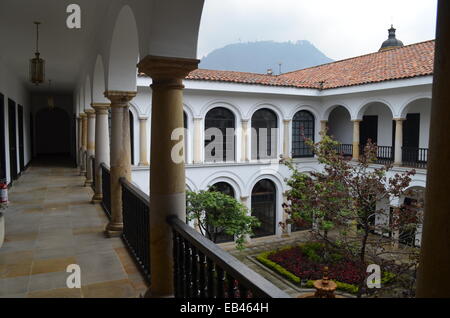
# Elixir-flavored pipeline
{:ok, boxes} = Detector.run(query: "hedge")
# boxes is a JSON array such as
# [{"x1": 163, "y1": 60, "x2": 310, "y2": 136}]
[{"x1": 256, "y1": 245, "x2": 396, "y2": 295}]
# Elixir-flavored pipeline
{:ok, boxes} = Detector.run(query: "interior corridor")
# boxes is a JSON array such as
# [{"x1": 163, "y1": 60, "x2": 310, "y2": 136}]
[{"x1": 0, "y1": 157, "x2": 148, "y2": 298}]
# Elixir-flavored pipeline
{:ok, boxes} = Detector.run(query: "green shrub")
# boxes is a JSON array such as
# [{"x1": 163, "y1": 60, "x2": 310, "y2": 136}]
[{"x1": 256, "y1": 251, "x2": 301, "y2": 284}]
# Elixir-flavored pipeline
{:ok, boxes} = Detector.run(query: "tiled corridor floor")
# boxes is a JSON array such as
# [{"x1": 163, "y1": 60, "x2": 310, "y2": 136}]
[{"x1": 0, "y1": 159, "x2": 149, "y2": 298}]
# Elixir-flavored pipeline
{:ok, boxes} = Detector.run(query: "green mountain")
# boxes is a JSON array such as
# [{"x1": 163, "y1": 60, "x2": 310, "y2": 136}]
[{"x1": 199, "y1": 40, "x2": 333, "y2": 74}]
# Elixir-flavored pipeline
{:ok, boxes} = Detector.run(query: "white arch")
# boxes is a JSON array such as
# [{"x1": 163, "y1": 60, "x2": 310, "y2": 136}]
[
  {"x1": 356, "y1": 98, "x2": 395, "y2": 120},
  {"x1": 186, "y1": 177, "x2": 198, "y2": 192},
  {"x1": 92, "y1": 55, "x2": 108, "y2": 103},
  {"x1": 247, "y1": 172, "x2": 286, "y2": 236},
  {"x1": 322, "y1": 103, "x2": 352, "y2": 121},
  {"x1": 288, "y1": 104, "x2": 322, "y2": 121},
  {"x1": 199, "y1": 100, "x2": 243, "y2": 120},
  {"x1": 108, "y1": 5, "x2": 139, "y2": 91},
  {"x1": 200, "y1": 171, "x2": 245, "y2": 198},
  {"x1": 246, "y1": 102, "x2": 285, "y2": 122},
  {"x1": 245, "y1": 170, "x2": 286, "y2": 197},
  {"x1": 399, "y1": 95, "x2": 432, "y2": 118}
]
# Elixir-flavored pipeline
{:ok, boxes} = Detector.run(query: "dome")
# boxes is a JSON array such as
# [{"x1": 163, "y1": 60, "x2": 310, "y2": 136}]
[{"x1": 379, "y1": 25, "x2": 404, "y2": 51}]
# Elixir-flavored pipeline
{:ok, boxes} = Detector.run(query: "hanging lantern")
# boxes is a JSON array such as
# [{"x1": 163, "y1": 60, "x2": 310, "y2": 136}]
[{"x1": 29, "y1": 22, "x2": 45, "y2": 85}]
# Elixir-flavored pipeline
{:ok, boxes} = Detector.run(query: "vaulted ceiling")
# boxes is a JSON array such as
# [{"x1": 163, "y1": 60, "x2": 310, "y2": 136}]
[{"x1": 0, "y1": 0, "x2": 110, "y2": 92}]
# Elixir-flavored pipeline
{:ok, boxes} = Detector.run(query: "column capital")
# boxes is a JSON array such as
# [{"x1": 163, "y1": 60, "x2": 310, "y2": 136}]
[
  {"x1": 283, "y1": 119, "x2": 292, "y2": 124},
  {"x1": 394, "y1": 117, "x2": 406, "y2": 121},
  {"x1": 104, "y1": 91, "x2": 136, "y2": 106},
  {"x1": 139, "y1": 116, "x2": 149, "y2": 121},
  {"x1": 79, "y1": 113, "x2": 87, "y2": 118},
  {"x1": 91, "y1": 103, "x2": 110, "y2": 114},
  {"x1": 351, "y1": 119, "x2": 362, "y2": 123},
  {"x1": 138, "y1": 55, "x2": 199, "y2": 81},
  {"x1": 320, "y1": 120, "x2": 328, "y2": 124},
  {"x1": 241, "y1": 119, "x2": 249, "y2": 123},
  {"x1": 85, "y1": 109, "x2": 96, "y2": 118}
]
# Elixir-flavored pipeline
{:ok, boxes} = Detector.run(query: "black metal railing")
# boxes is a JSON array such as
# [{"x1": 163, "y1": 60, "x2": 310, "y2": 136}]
[
  {"x1": 120, "y1": 177, "x2": 151, "y2": 283},
  {"x1": 335, "y1": 143, "x2": 353, "y2": 157},
  {"x1": 402, "y1": 147, "x2": 428, "y2": 169},
  {"x1": 90, "y1": 156, "x2": 95, "y2": 190},
  {"x1": 100, "y1": 163, "x2": 111, "y2": 219},
  {"x1": 375, "y1": 145, "x2": 394, "y2": 165},
  {"x1": 168, "y1": 216, "x2": 290, "y2": 298}
]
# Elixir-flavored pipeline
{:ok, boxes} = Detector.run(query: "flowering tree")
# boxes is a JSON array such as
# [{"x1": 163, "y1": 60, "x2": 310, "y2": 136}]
[
  {"x1": 186, "y1": 189, "x2": 260, "y2": 250},
  {"x1": 282, "y1": 130, "x2": 422, "y2": 297}
]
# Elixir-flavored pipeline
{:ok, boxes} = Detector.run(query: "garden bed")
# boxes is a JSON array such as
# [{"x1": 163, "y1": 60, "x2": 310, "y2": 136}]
[{"x1": 256, "y1": 242, "x2": 394, "y2": 295}]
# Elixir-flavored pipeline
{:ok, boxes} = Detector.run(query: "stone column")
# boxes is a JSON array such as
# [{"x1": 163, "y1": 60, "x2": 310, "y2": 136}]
[
  {"x1": 104, "y1": 91, "x2": 136, "y2": 237},
  {"x1": 193, "y1": 118, "x2": 202, "y2": 163},
  {"x1": 84, "y1": 109, "x2": 96, "y2": 187},
  {"x1": 91, "y1": 103, "x2": 110, "y2": 203},
  {"x1": 138, "y1": 55, "x2": 199, "y2": 298},
  {"x1": 241, "y1": 119, "x2": 249, "y2": 161},
  {"x1": 416, "y1": 0, "x2": 450, "y2": 297},
  {"x1": 393, "y1": 118, "x2": 404, "y2": 166},
  {"x1": 283, "y1": 119, "x2": 291, "y2": 159},
  {"x1": 320, "y1": 120, "x2": 328, "y2": 136},
  {"x1": 138, "y1": 117, "x2": 150, "y2": 166},
  {"x1": 80, "y1": 113, "x2": 88, "y2": 176},
  {"x1": 352, "y1": 120, "x2": 361, "y2": 160},
  {"x1": 76, "y1": 116, "x2": 82, "y2": 167}
]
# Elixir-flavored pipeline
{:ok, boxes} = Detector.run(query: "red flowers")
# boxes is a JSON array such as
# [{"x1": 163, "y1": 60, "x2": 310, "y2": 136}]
[{"x1": 268, "y1": 245, "x2": 365, "y2": 285}]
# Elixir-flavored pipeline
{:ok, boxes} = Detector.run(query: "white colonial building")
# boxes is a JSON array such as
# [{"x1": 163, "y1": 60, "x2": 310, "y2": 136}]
[{"x1": 118, "y1": 38, "x2": 433, "y2": 244}]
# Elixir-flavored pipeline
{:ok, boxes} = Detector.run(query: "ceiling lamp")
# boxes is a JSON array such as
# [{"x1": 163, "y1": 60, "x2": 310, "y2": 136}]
[
  {"x1": 29, "y1": 21, "x2": 45, "y2": 85},
  {"x1": 47, "y1": 80, "x2": 55, "y2": 109}
]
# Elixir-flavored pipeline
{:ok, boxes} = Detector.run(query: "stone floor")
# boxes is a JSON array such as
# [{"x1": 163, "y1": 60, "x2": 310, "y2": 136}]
[{"x1": 0, "y1": 158, "x2": 149, "y2": 298}]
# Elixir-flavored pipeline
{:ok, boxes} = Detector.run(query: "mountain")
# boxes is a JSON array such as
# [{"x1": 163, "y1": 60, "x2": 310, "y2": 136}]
[{"x1": 199, "y1": 40, "x2": 333, "y2": 74}]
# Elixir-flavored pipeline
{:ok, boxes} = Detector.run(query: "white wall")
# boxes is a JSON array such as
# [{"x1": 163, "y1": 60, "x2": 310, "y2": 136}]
[
  {"x1": 0, "y1": 57, "x2": 31, "y2": 184},
  {"x1": 363, "y1": 102, "x2": 394, "y2": 147},
  {"x1": 328, "y1": 106, "x2": 353, "y2": 144}
]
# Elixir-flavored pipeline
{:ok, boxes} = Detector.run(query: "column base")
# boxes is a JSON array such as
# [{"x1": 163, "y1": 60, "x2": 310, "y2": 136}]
[
  {"x1": 104, "y1": 222, "x2": 123, "y2": 237},
  {"x1": 84, "y1": 180, "x2": 93, "y2": 187},
  {"x1": 80, "y1": 170, "x2": 87, "y2": 176},
  {"x1": 143, "y1": 288, "x2": 174, "y2": 298},
  {"x1": 138, "y1": 162, "x2": 149, "y2": 166},
  {"x1": 91, "y1": 193, "x2": 103, "y2": 204}
]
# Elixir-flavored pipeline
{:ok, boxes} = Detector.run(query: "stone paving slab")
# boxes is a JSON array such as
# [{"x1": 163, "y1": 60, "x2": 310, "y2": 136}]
[{"x1": 0, "y1": 161, "x2": 149, "y2": 298}]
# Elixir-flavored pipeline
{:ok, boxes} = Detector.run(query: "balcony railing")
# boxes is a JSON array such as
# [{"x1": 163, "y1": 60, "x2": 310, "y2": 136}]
[
  {"x1": 100, "y1": 163, "x2": 111, "y2": 220},
  {"x1": 335, "y1": 143, "x2": 353, "y2": 158},
  {"x1": 168, "y1": 216, "x2": 290, "y2": 298},
  {"x1": 120, "y1": 177, "x2": 151, "y2": 283},
  {"x1": 402, "y1": 147, "x2": 428, "y2": 169},
  {"x1": 375, "y1": 145, "x2": 394, "y2": 165}
]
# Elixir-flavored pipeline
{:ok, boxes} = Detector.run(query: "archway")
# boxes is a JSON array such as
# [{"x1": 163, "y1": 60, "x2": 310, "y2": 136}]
[
  {"x1": 292, "y1": 110, "x2": 314, "y2": 158},
  {"x1": 204, "y1": 107, "x2": 235, "y2": 162},
  {"x1": 36, "y1": 108, "x2": 71, "y2": 156},
  {"x1": 208, "y1": 181, "x2": 236, "y2": 243},
  {"x1": 251, "y1": 179, "x2": 276, "y2": 238},
  {"x1": 327, "y1": 106, "x2": 353, "y2": 156},
  {"x1": 251, "y1": 109, "x2": 278, "y2": 160}
]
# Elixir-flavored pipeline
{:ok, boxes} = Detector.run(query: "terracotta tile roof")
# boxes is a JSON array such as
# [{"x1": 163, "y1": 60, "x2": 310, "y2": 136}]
[
  {"x1": 279, "y1": 40, "x2": 435, "y2": 89},
  {"x1": 138, "y1": 40, "x2": 435, "y2": 90}
]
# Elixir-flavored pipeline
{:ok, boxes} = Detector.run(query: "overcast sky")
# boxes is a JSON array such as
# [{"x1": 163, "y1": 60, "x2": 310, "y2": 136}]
[{"x1": 197, "y1": 0, "x2": 438, "y2": 61}]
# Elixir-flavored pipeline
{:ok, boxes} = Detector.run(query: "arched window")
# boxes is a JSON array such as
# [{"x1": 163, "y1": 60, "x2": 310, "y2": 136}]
[
  {"x1": 251, "y1": 179, "x2": 276, "y2": 238},
  {"x1": 208, "y1": 181, "x2": 236, "y2": 243},
  {"x1": 205, "y1": 107, "x2": 235, "y2": 162},
  {"x1": 292, "y1": 110, "x2": 315, "y2": 158},
  {"x1": 251, "y1": 109, "x2": 278, "y2": 160},
  {"x1": 210, "y1": 181, "x2": 235, "y2": 198}
]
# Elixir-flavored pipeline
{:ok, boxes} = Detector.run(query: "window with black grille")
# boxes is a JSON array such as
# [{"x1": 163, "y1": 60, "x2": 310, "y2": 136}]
[
  {"x1": 204, "y1": 107, "x2": 235, "y2": 162},
  {"x1": 251, "y1": 109, "x2": 277, "y2": 160},
  {"x1": 292, "y1": 110, "x2": 315, "y2": 158},
  {"x1": 251, "y1": 179, "x2": 276, "y2": 238}
]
